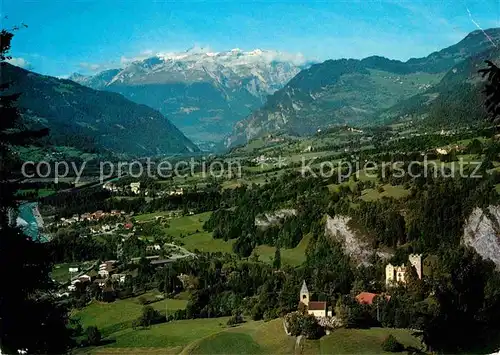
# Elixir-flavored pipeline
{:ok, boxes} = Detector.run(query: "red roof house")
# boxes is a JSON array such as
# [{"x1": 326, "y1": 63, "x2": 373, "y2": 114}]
[{"x1": 356, "y1": 292, "x2": 391, "y2": 305}]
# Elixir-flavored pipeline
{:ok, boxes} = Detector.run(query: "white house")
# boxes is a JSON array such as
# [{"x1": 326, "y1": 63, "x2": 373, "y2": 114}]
[
  {"x1": 78, "y1": 274, "x2": 91, "y2": 283},
  {"x1": 130, "y1": 182, "x2": 141, "y2": 194},
  {"x1": 98, "y1": 269, "x2": 109, "y2": 278},
  {"x1": 111, "y1": 273, "x2": 127, "y2": 283}
]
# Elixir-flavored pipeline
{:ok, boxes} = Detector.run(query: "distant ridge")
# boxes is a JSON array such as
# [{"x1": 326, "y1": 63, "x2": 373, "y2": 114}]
[
  {"x1": 1, "y1": 62, "x2": 199, "y2": 157},
  {"x1": 227, "y1": 28, "x2": 500, "y2": 146}
]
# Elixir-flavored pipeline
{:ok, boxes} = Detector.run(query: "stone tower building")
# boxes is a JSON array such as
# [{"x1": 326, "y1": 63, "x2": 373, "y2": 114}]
[
  {"x1": 408, "y1": 254, "x2": 422, "y2": 280},
  {"x1": 385, "y1": 254, "x2": 423, "y2": 286}
]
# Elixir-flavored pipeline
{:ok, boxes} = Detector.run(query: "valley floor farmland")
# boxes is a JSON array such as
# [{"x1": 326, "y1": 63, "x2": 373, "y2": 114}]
[{"x1": 134, "y1": 210, "x2": 313, "y2": 264}]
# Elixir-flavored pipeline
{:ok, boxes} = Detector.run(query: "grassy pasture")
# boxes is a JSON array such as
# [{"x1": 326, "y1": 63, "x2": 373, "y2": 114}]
[
  {"x1": 252, "y1": 233, "x2": 312, "y2": 267},
  {"x1": 73, "y1": 293, "x2": 188, "y2": 337},
  {"x1": 134, "y1": 211, "x2": 234, "y2": 254}
]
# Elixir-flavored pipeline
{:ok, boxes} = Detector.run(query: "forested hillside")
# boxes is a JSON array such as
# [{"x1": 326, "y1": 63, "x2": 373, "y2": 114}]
[{"x1": 1, "y1": 63, "x2": 199, "y2": 157}]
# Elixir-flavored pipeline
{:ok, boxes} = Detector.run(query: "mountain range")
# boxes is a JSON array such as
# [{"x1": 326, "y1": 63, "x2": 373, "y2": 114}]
[
  {"x1": 69, "y1": 48, "x2": 309, "y2": 146},
  {"x1": 5, "y1": 28, "x2": 498, "y2": 158},
  {"x1": 1, "y1": 62, "x2": 199, "y2": 157},
  {"x1": 227, "y1": 28, "x2": 500, "y2": 146}
]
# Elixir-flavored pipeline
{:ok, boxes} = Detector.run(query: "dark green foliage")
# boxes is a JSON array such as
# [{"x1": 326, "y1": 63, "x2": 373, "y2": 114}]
[
  {"x1": 305, "y1": 234, "x2": 354, "y2": 298},
  {"x1": 273, "y1": 246, "x2": 281, "y2": 269},
  {"x1": 335, "y1": 296, "x2": 373, "y2": 329},
  {"x1": 419, "y1": 246, "x2": 499, "y2": 352},
  {"x1": 0, "y1": 28, "x2": 74, "y2": 354},
  {"x1": 301, "y1": 314, "x2": 325, "y2": 339},
  {"x1": 478, "y1": 60, "x2": 500, "y2": 122},
  {"x1": 135, "y1": 305, "x2": 166, "y2": 328},
  {"x1": 226, "y1": 314, "x2": 244, "y2": 326},
  {"x1": 381, "y1": 335, "x2": 404, "y2": 352},
  {"x1": 285, "y1": 312, "x2": 325, "y2": 339},
  {"x1": 85, "y1": 326, "x2": 101, "y2": 346},
  {"x1": 466, "y1": 138, "x2": 484, "y2": 154},
  {"x1": 203, "y1": 174, "x2": 327, "y2": 256}
]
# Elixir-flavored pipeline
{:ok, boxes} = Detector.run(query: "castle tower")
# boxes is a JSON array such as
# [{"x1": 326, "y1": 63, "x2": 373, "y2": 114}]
[
  {"x1": 385, "y1": 264, "x2": 395, "y2": 286},
  {"x1": 300, "y1": 280, "x2": 310, "y2": 306},
  {"x1": 408, "y1": 254, "x2": 422, "y2": 279}
]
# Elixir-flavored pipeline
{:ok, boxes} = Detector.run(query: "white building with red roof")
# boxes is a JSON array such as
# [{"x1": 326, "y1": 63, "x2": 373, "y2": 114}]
[{"x1": 299, "y1": 280, "x2": 331, "y2": 318}]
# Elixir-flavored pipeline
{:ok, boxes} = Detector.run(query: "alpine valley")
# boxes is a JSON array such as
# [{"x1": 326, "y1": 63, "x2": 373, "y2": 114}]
[
  {"x1": 7, "y1": 5, "x2": 500, "y2": 355},
  {"x1": 70, "y1": 48, "x2": 309, "y2": 147},
  {"x1": 69, "y1": 29, "x2": 500, "y2": 150}
]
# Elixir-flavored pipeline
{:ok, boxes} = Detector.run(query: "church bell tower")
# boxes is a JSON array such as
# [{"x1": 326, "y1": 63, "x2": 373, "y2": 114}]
[{"x1": 300, "y1": 280, "x2": 310, "y2": 306}]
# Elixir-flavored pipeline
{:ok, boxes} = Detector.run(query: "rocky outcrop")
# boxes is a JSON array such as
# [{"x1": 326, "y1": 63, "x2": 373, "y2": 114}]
[
  {"x1": 255, "y1": 209, "x2": 297, "y2": 228},
  {"x1": 324, "y1": 215, "x2": 391, "y2": 265},
  {"x1": 463, "y1": 205, "x2": 500, "y2": 268}
]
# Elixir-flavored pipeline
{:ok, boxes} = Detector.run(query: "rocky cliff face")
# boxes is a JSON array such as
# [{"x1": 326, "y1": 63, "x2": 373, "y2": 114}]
[
  {"x1": 324, "y1": 215, "x2": 391, "y2": 265},
  {"x1": 463, "y1": 205, "x2": 500, "y2": 268}
]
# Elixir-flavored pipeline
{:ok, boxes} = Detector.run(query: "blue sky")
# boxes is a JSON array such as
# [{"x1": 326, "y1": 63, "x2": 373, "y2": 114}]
[{"x1": 2, "y1": 0, "x2": 499, "y2": 77}]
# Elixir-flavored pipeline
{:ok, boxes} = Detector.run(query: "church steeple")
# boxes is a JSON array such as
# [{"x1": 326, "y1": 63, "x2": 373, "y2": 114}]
[{"x1": 300, "y1": 280, "x2": 310, "y2": 306}]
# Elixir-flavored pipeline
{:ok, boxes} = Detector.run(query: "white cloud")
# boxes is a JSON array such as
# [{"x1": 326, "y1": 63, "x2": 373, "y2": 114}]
[
  {"x1": 78, "y1": 62, "x2": 102, "y2": 71},
  {"x1": 6, "y1": 57, "x2": 31, "y2": 69},
  {"x1": 119, "y1": 49, "x2": 157, "y2": 66},
  {"x1": 257, "y1": 50, "x2": 308, "y2": 66}
]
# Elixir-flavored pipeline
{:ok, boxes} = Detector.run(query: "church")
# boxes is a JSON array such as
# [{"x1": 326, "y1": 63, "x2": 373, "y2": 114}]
[{"x1": 299, "y1": 281, "x2": 332, "y2": 318}]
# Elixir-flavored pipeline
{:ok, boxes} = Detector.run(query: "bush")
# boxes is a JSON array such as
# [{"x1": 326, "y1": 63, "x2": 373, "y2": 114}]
[
  {"x1": 137, "y1": 295, "x2": 148, "y2": 305},
  {"x1": 136, "y1": 305, "x2": 166, "y2": 328},
  {"x1": 381, "y1": 334, "x2": 404, "y2": 352},
  {"x1": 301, "y1": 314, "x2": 325, "y2": 339},
  {"x1": 226, "y1": 314, "x2": 244, "y2": 326},
  {"x1": 285, "y1": 312, "x2": 324, "y2": 339},
  {"x1": 85, "y1": 326, "x2": 101, "y2": 346}
]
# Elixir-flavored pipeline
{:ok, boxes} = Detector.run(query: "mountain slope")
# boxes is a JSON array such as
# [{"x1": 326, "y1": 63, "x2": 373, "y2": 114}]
[
  {"x1": 70, "y1": 48, "x2": 307, "y2": 144},
  {"x1": 228, "y1": 28, "x2": 500, "y2": 146},
  {"x1": 379, "y1": 45, "x2": 499, "y2": 127},
  {"x1": 1, "y1": 63, "x2": 199, "y2": 157}
]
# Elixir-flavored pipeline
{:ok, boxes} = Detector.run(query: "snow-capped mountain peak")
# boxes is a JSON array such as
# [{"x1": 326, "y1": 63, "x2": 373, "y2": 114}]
[{"x1": 69, "y1": 47, "x2": 312, "y2": 143}]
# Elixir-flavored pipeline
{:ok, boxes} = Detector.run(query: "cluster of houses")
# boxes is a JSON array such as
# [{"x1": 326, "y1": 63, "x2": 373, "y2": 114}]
[
  {"x1": 89, "y1": 221, "x2": 134, "y2": 235},
  {"x1": 435, "y1": 144, "x2": 466, "y2": 155},
  {"x1": 103, "y1": 181, "x2": 142, "y2": 194},
  {"x1": 58, "y1": 210, "x2": 127, "y2": 226},
  {"x1": 103, "y1": 181, "x2": 185, "y2": 197},
  {"x1": 67, "y1": 260, "x2": 128, "y2": 292}
]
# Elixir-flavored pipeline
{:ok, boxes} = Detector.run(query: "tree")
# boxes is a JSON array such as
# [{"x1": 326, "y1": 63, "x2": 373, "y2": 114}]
[
  {"x1": 85, "y1": 326, "x2": 101, "y2": 346},
  {"x1": 301, "y1": 314, "x2": 325, "y2": 339},
  {"x1": 137, "y1": 305, "x2": 165, "y2": 328},
  {"x1": 0, "y1": 26, "x2": 73, "y2": 354},
  {"x1": 420, "y1": 246, "x2": 497, "y2": 352},
  {"x1": 273, "y1": 246, "x2": 281, "y2": 269},
  {"x1": 381, "y1": 335, "x2": 404, "y2": 352}
]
